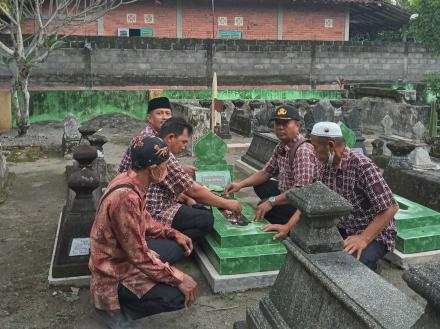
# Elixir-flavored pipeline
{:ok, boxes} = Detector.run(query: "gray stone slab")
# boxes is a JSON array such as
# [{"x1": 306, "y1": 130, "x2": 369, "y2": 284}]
[
  {"x1": 194, "y1": 246, "x2": 278, "y2": 294},
  {"x1": 48, "y1": 212, "x2": 90, "y2": 287},
  {"x1": 385, "y1": 249, "x2": 440, "y2": 270}
]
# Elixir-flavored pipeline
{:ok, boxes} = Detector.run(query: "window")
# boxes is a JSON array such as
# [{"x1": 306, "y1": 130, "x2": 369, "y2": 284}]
[
  {"x1": 140, "y1": 28, "x2": 154, "y2": 37},
  {"x1": 219, "y1": 30, "x2": 242, "y2": 39}
]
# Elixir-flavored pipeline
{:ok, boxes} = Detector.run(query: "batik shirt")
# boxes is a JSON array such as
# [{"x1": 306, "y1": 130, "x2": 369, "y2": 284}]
[
  {"x1": 119, "y1": 124, "x2": 158, "y2": 173},
  {"x1": 262, "y1": 134, "x2": 321, "y2": 192},
  {"x1": 318, "y1": 147, "x2": 397, "y2": 251},
  {"x1": 89, "y1": 173, "x2": 185, "y2": 311}
]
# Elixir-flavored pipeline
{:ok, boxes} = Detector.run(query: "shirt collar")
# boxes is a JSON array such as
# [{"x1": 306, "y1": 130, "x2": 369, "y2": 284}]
[
  {"x1": 146, "y1": 124, "x2": 159, "y2": 137},
  {"x1": 283, "y1": 134, "x2": 304, "y2": 151}
]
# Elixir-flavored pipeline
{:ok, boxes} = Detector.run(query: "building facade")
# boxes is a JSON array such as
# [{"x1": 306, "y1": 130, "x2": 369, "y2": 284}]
[{"x1": 22, "y1": 0, "x2": 357, "y2": 41}]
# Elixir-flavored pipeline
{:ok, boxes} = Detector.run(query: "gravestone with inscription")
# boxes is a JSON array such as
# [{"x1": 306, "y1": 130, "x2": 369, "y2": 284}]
[
  {"x1": 51, "y1": 145, "x2": 99, "y2": 280},
  {"x1": 408, "y1": 122, "x2": 438, "y2": 170},
  {"x1": 62, "y1": 114, "x2": 81, "y2": 156}
]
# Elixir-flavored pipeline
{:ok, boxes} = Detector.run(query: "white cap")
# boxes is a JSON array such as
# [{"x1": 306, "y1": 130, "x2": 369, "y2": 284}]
[{"x1": 311, "y1": 122, "x2": 343, "y2": 138}]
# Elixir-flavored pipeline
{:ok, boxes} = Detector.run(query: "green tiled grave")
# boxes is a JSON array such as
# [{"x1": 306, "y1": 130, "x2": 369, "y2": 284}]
[
  {"x1": 394, "y1": 194, "x2": 440, "y2": 254},
  {"x1": 201, "y1": 206, "x2": 286, "y2": 275},
  {"x1": 193, "y1": 131, "x2": 286, "y2": 275}
]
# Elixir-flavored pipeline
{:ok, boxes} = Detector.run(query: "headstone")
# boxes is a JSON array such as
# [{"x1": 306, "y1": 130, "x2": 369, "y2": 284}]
[
  {"x1": 412, "y1": 121, "x2": 425, "y2": 142},
  {"x1": 62, "y1": 114, "x2": 81, "y2": 156},
  {"x1": 235, "y1": 182, "x2": 424, "y2": 329},
  {"x1": 387, "y1": 141, "x2": 415, "y2": 169},
  {"x1": 51, "y1": 146, "x2": 99, "y2": 279},
  {"x1": 241, "y1": 132, "x2": 278, "y2": 170},
  {"x1": 382, "y1": 115, "x2": 394, "y2": 136},
  {"x1": 215, "y1": 110, "x2": 232, "y2": 140},
  {"x1": 230, "y1": 100, "x2": 273, "y2": 137},
  {"x1": 343, "y1": 107, "x2": 366, "y2": 153},
  {"x1": 88, "y1": 134, "x2": 110, "y2": 187},
  {"x1": 194, "y1": 131, "x2": 232, "y2": 187},
  {"x1": 403, "y1": 263, "x2": 440, "y2": 328},
  {"x1": 372, "y1": 139, "x2": 384, "y2": 156},
  {"x1": 430, "y1": 136, "x2": 440, "y2": 159}
]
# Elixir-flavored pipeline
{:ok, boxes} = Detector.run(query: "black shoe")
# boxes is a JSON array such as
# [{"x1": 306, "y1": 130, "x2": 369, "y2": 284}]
[{"x1": 95, "y1": 308, "x2": 138, "y2": 329}]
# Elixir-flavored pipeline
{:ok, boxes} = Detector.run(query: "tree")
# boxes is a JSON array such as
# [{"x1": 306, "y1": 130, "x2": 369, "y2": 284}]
[
  {"x1": 410, "y1": 0, "x2": 440, "y2": 54},
  {"x1": 0, "y1": 1, "x2": 137, "y2": 136}
]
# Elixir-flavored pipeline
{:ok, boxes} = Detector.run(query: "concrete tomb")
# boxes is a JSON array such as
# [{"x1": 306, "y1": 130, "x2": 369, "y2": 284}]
[
  {"x1": 234, "y1": 182, "x2": 424, "y2": 329},
  {"x1": 403, "y1": 263, "x2": 440, "y2": 328},
  {"x1": 50, "y1": 145, "x2": 100, "y2": 283}
]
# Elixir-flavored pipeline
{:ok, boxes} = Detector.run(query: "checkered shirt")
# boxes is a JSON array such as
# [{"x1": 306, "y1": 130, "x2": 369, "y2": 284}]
[
  {"x1": 319, "y1": 148, "x2": 397, "y2": 251},
  {"x1": 262, "y1": 134, "x2": 321, "y2": 192},
  {"x1": 146, "y1": 154, "x2": 194, "y2": 226},
  {"x1": 118, "y1": 124, "x2": 158, "y2": 173}
]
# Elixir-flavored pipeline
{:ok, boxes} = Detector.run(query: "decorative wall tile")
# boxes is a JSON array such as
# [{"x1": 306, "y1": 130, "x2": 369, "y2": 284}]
[
  {"x1": 324, "y1": 18, "x2": 333, "y2": 28},
  {"x1": 218, "y1": 16, "x2": 228, "y2": 26},
  {"x1": 234, "y1": 16, "x2": 244, "y2": 26},
  {"x1": 144, "y1": 14, "x2": 154, "y2": 24},
  {"x1": 127, "y1": 13, "x2": 136, "y2": 24}
]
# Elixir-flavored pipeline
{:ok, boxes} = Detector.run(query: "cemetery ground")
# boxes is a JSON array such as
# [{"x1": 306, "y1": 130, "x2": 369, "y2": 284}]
[{"x1": 0, "y1": 114, "x2": 426, "y2": 329}]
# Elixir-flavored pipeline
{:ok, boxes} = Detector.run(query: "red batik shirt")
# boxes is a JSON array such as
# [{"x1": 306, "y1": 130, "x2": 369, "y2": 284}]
[
  {"x1": 263, "y1": 134, "x2": 321, "y2": 192},
  {"x1": 89, "y1": 172, "x2": 185, "y2": 311},
  {"x1": 146, "y1": 155, "x2": 194, "y2": 226},
  {"x1": 318, "y1": 147, "x2": 397, "y2": 251},
  {"x1": 119, "y1": 124, "x2": 158, "y2": 173}
]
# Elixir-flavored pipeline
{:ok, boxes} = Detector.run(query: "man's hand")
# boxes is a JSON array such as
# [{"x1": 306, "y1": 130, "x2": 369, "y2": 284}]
[
  {"x1": 225, "y1": 199, "x2": 242, "y2": 217},
  {"x1": 344, "y1": 235, "x2": 368, "y2": 260},
  {"x1": 261, "y1": 224, "x2": 289, "y2": 240},
  {"x1": 253, "y1": 201, "x2": 272, "y2": 221},
  {"x1": 178, "y1": 274, "x2": 199, "y2": 308},
  {"x1": 224, "y1": 183, "x2": 241, "y2": 197},
  {"x1": 183, "y1": 165, "x2": 197, "y2": 176},
  {"x1": 185, "y1": 197, "x2": 197, "y2": 207},
  {"x1": 175, "y1": 233, "x2": 193, "y2": 256}
]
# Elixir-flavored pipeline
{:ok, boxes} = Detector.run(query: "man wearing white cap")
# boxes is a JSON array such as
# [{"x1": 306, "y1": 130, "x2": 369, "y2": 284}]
[{"x1": 308, "y1": 121, "x2": 399, "y2": 271}]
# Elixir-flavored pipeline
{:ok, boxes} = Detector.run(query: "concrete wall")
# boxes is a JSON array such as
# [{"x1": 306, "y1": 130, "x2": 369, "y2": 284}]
[{"x1": 1, "y1": 37, "x2": 439, "y2": 88}]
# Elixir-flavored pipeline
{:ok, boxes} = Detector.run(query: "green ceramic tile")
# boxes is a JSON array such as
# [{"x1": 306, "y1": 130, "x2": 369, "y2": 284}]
[
  {"x1": 396, "y1": 225, "x2": 440, "y2": 253},
  {"x1": 202, "y1": 235, "x2": 286, "y2": 275},
  {"x1": 211, "y1": 206, "x2": 276, "y2": 248},
  {"x1": 394, "y1": 194, "x2": 440, "y2": 230}
]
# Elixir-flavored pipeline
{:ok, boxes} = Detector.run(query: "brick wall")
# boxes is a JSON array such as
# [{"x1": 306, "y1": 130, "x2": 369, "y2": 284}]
[
  {"x1": 20, "y1": 1, "x2": 347, "y2": 41},
  {"x1": 0, "y1": 37, "x2": 438, "y2": 88}
]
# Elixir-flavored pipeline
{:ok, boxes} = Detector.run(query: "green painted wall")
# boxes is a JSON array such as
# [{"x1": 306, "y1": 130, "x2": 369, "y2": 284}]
[{"x1": 23, "y1": 89, "x2": 342, "y2": 124}]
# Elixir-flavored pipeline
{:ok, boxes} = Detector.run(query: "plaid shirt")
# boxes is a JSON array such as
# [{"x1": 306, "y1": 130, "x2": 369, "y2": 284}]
[
  {"x1": 263, "y1": 134, "x2": 321, "y2": 192},
  {"x1": 119, "y1": 124, "x2": 158, "y2": 173},
  {"x1": 319, "y1": 147, "x2": 397, "y2": 251},
  {"x1": 89, "y1": 173, "x2": 185, "y2": 312},
  {"x1": 146, "y1": 155, "x2": 194, "y2": 226}
]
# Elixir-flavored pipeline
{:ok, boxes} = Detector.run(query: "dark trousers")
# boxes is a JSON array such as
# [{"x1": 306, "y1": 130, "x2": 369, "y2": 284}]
[
  {"x1": 171, "y1": 204, "x2": 214, "y2": 240},
  {"x1": 117, "y1": 239, "x2": 185, "y2": 320},
  {"x1": 254, "y1": 180, "x2": 296, "y2": 225},
  {"x1": 339, "y1": 228, "x2": 387, "y2": 272}
]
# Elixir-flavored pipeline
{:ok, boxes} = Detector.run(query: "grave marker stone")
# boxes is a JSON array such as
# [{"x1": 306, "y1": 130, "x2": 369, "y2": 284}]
[
  {"x1": 382, "y1": 114, "x2": 394, "y2": 136},
  {"x1": 62, "y1": 114, "x2": 81, "y2": 156},
  {"x1": 51, "y1": 145, "x2": 99, "y2": 279},
  {"x1": 343, "y1": 107, "x2": 366, "y2": 153},
  {"x1": 387, "y1": 141, "x2": 415, "y2": 169}
]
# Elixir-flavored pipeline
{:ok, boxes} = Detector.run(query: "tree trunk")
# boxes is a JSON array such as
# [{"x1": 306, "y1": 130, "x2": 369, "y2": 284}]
[{"x1": 12, "y1": 74, "x2": 30, "y2": 137}]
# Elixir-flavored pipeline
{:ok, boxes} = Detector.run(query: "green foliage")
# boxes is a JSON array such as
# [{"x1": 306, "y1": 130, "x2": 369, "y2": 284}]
[
  {"x1": 410, "y1": 0, "x2": 440, "y2": 54},
  {"x1": 424, "y1": 72, "x2": 440, "y2": 97}
]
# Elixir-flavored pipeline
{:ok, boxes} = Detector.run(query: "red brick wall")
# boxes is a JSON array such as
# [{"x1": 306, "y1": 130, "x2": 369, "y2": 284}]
[
  {"x1": 182, "y1": 2, "x2": 278, "y2": 40},
  {"x1": 21, "y1": 1, "x2": 347, "y2": 41},
  {"x1": 103, "y1": 0, "x2": 176, "y2": 37},
  {"x1": 283, "y1": 5, "x2": 347, "y2": 41}
]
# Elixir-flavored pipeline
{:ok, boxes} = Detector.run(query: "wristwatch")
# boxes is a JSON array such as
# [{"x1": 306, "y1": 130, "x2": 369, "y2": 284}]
[{"x1": 268, "y1": 196, "x2": 277, "y2": 206}]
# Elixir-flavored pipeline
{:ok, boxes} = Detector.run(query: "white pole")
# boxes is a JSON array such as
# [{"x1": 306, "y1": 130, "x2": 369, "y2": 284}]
[{"x1": 211, "y1": 72, "x2": 218, "y2": 131}]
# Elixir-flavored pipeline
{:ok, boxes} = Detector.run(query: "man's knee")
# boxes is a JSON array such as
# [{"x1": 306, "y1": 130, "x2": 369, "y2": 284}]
[{"x1": 197, "y1": 210, "x2": 214, "y2": 233}]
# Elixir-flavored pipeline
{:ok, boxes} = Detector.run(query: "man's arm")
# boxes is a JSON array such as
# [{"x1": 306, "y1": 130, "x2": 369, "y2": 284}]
[
  {"x1": 261, "y1": 209, "x2": 302, "y2": 239},
  {"x1": 344, "y1": 204, "x2": 399, "y2": 259},
  {"x1": 186, "y1": 182, "x2": 242, "y2": 215},
  {"x1": 111, "y1": 197, "x2": 184, "y2": 286},
  {"x1": 224, "y1": 171, "x2": 271, "y2": 195}
]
